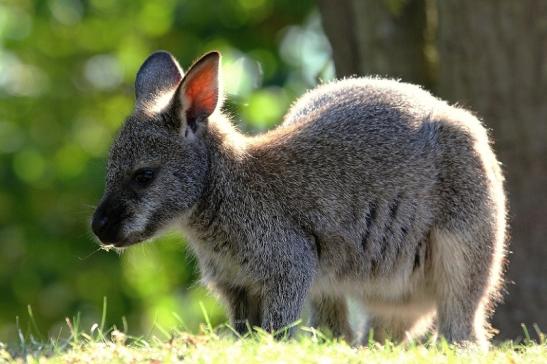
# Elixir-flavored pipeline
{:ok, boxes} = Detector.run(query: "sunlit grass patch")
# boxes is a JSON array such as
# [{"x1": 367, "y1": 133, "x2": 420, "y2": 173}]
[
  {"x1": 3, "y1": 298, "x2": 545, "y2": 363},
  {"x1": 3, "y1": 308, "x2": 546, "y2": 364},
  {"x1": 3, "y1": 329, "x2": 547, "y2": 364}
]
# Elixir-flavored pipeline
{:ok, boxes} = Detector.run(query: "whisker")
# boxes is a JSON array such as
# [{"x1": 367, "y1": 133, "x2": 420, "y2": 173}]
[{"x1": 77, "y1": 246, "x2": 103, "y2": 260}]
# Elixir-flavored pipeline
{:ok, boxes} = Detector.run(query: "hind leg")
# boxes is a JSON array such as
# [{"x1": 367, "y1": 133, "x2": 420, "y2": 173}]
[
  {"x1": 362, "y1": 312, "x2": 432, "y2": 344},
  {"x1": 433, "y1": 107, "x2": 506, "y2": 347},
  {"x1": 431, "y1": 227, "x2": 503, "y2": 347},
  {"x1": 363, "y1": 315, "x2": 414, "y2": 343},
  {"x1": 309, "y1": 295, "x2": 353, "y2": 342}
]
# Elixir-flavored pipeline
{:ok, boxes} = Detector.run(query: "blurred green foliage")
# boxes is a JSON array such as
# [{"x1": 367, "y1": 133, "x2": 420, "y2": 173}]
[{"x1": 0, "y1": 0, "x2": 334, "y2": 343}]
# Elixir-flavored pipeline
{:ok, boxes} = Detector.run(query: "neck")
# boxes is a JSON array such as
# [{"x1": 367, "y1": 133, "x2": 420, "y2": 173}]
[
  {"x1": 185, "y1": 114, "x2": 249, "y2": 240},
  {"x1": 206, "y1": 113, "x2": 249, "y2": 161}
]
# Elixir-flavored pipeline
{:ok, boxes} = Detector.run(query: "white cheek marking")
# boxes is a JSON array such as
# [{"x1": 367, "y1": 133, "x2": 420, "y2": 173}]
[{"x1": 122, "y1": 200, "x2": 157, "y2": 237}]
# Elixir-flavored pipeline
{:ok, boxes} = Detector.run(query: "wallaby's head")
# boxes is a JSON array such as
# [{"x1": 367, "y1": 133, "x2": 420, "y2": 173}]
[{"x1": 91, "y1": 51, "x2": 221, "y2": 247}]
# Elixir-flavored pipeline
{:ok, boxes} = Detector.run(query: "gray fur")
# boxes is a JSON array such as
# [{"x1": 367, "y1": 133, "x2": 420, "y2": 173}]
[
  {"x1": 92, "y1": 51, "x2": 507, "y2": 348},
  {"x1": 135, "y1": 51, "x2": 183, "y2": 107}
]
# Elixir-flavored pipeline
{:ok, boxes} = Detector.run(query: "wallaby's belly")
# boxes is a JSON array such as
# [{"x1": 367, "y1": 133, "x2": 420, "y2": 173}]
[
  {"x1": 312, "y1": 271, "x2": 436, "y2": 315},
  {"x1": 310, "y1": 230, "x2": 436, "y2": 317}
]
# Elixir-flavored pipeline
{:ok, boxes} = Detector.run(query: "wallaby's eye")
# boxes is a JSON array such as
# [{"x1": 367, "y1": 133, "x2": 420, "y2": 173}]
[{"x1": 132, "y1": 168, "x2": 156, "y2": 188}]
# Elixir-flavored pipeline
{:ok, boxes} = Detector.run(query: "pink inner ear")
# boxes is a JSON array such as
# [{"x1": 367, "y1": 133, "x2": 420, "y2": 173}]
[{"x1": 184, "y1": 61, "x2": 218, "y2": 118}]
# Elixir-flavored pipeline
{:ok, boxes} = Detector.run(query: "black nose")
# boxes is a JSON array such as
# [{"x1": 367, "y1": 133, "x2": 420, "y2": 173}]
[
  {"x1": 91, "y1": 214, "x2": 108, "y2": 234},
  {"x1": 91, "y1": 201, "x2": 123, "y2": 244}
]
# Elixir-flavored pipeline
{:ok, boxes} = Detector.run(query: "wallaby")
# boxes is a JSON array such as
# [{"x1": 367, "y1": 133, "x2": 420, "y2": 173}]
[{"x1": 91, "y1": 50, "x2": 507, "y2": 347}]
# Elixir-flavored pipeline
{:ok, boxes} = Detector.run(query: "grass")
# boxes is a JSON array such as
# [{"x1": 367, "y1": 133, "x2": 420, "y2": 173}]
[
  {"x1": 3, "y1": 330, "x2": 547, "y2": 364},
  {"x1": 2, "y1": 300, "x2": 546, "y2": 363},
  {"x1": 3, "y1": 323, "x2": 546, "y2": 363}
]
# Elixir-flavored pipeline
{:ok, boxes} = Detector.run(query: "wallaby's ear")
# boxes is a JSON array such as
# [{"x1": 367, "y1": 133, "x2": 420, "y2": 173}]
[
  {"x1": 177, "y1": 51, "x2": 220, "y2": 137},
  {"x1": 135, "y1": 51, "x2": 183, "y2": 111}
]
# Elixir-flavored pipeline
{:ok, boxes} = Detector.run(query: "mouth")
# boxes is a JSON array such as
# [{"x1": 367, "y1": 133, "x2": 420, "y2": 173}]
[
  {"x1": 97, "y1": 220, "x2": 167, "y2": 249},
  {"x1": 101, "y1": 234, "x2": 147, "y2": 249},
  {"x1": 110, "y1": 240, "x2": 140, "y2": 248}
]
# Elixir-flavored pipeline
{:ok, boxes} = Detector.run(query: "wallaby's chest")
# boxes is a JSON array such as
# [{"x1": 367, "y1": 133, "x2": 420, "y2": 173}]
[{"x1": 184, "y1": 224, "x2": 254, "y2": 285}]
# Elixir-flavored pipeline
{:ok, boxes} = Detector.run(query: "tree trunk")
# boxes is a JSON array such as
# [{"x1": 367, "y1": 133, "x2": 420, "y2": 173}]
[
  {"x1": 318, "y1": 0, "x2": 433, "y2": 87},
  {"x1": 317, "y1": 0, "x2": 547, "y2": 340},
  {"x1": 437, "y1": 0, "x2": 547, "y2": 340}
]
